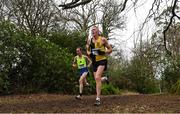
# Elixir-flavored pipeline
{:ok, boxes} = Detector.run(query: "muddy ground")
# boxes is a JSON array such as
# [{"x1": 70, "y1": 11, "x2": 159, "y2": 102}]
[{"x1": 0, "y1": 93, "x2": 180, "y2": 113}]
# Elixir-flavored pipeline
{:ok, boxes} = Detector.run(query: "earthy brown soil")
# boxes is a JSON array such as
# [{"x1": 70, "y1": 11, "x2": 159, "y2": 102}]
[{"x1": 0, "y1": 94, "x2": 179, "y2": 113}]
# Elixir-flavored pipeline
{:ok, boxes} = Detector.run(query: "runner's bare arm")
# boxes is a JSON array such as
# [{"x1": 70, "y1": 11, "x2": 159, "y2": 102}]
[
  {"x1": 72, "y1": 56, "x2": 77, "y2": 67},
  {"x1": 102, "y1": 37, "x2": 112, "y2": 54},
  {"x1": 85, "y1": 55, "x2": 92, "y2": 67},
  {"x1": 86, "y1": 39, "x2": 91, "y2": 55}
]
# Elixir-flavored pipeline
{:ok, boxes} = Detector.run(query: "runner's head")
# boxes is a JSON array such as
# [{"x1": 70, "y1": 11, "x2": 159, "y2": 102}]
[
  {"x1": 76, "y1": 47, "x2": 82, "y2": 56},
  {"x1": 91, "y1": 26, "x2": 101, "y2": 38}
]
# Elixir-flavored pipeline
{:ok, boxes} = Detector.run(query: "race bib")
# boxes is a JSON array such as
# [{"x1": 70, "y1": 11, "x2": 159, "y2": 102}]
[
  {"x1": 92, "y1": 48, "x2": 100, "y2": 55},
  {"x1": 78, "y1": 64, "x2": 86, "y2": 69}
]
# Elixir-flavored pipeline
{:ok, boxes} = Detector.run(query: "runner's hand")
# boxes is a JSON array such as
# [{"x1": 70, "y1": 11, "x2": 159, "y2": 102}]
[
  {"x1": 87, "y1": 64, "x2": 91, "y2": 67},
  {"x1": 72, "y1": 64, "x2": 77, "y2": 68}
]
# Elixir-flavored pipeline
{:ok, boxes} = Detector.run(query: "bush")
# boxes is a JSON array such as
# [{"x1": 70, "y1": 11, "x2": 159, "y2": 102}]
[
  {"x1": 101, "y1": 84, "x2": 121, "y2": 95},
  {"x1": 163, "y1": 56, "x2": 180, "y2": 92},
  {"x1": 47, "y1": 31, "x2": 86, "y2": 55},
  {"x1": 170, "y1": 79, "x2": 180, "y2": 94},
  {"x1": 0, "y1": 21, "x2": 76, "y2": 94},
  {"x1": 23, "y1": 37, "x2": 75, "y2": 94}
]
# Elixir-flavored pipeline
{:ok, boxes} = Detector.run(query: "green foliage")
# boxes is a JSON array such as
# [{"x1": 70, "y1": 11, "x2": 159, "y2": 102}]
[
  {"x1": 26, "y1": 37, "x2": 75, "y2": 93},
  {"x1": 108, "y1": 57, "x2": 159, "y2": 94},
  {"x1": 0, "y1": 21, "x2": 76, "y2": 94},
  {"x1": 170, "y1": 79, "x2": 180, "y2": 94},
  {"x1": 108, "y1": 42, "x2": 160, "y2": 94},
  {"x1": 47, "y1": 31, "x2": 87, "y2": 55},
  {"x1": 108, "y1": 63, "x2": 136, "y2": 90},
  {"x1": 101, "y1": 84, "x2": 121, "y2": 95},
  {"x1": 162, "y1": 55, "x2": 180, "y2": 92},
  {"x1": 126, "y1": 55, "x2": 159, "y2": 93},
  {"x1": 0, "y1": 21, "x2": 24, "y2": 94}
]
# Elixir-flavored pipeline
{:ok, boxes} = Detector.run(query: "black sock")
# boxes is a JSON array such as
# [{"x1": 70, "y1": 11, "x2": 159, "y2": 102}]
[{"x1": 79, "y1": 93, "x2": 82, "y2": 96}]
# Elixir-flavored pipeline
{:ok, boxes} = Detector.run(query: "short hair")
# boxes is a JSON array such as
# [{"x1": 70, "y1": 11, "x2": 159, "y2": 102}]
[
  {"x1": 91, "y1": 26, "x2": 102, "y2": 35},
  {"x1": 76, "y1": 47, "x2": 82, "y2": 51},
  {"x1": 92, "y1": 26, "x2": 98, "y2": 29}
]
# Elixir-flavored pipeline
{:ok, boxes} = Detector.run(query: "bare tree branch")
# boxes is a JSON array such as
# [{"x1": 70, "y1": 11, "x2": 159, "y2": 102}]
[
  {"x1": 5, "y1": 0, "x2": 56, "y2": 36},
  {"x1": 121, "y1": 0, "x2": 128, "y2": 12},
  {"x1": 59, "y1": 0, "x2": 92, "y2": 9},
  {"x1": 59, "y1": 0, "x2": 80, "y2": 8},
  {"x1": 163, "y1": 0, "x2": 179, "y2": 55}
]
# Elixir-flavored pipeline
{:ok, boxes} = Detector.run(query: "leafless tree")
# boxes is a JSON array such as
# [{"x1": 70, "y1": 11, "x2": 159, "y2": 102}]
[
  {"x1": 2, "y1": 0, "x2": 56, "y2": 36},
  {"x1": 101, "y1": 0, "x2": 126, "y2": 38},
  {"x1": 57, "y1": 0, "x2": 100, "y2": 34},
  {"x1": 56, "y1": 0, "x2": 126, "y2": 40},
  {"x1": 0, "y1": 0, "x2": 12, "y2": 20},
  {"x1": 135, "y1": 0, "x2": 180, "y2": 55}
]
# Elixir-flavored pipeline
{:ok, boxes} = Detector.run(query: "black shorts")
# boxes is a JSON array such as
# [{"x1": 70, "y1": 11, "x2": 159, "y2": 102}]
[{"x1": 92, "y1": 59, "x2": 107, "y2": 72}]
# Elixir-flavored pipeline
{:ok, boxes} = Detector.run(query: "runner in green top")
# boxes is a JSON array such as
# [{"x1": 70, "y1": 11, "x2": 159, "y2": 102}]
[{"x1": 73, "y1": 47, "x2": 92, "y2": 100}]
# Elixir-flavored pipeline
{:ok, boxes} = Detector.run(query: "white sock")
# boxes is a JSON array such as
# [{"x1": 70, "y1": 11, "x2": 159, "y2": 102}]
[
  {"x1": 101, "y1": 77, "x2": 107, "y2": 82},
  {"x1": 104, "y1": 77, "x2": 108, "y2": 80},
  {"x1": 96, "y1": 97, "x2": 100, "y2": 101}
]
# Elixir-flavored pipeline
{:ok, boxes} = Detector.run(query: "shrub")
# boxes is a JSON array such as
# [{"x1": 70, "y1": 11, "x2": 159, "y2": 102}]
[
  {"x1": 170, "y1": 79, "x2": 180, "y2": 94},
  {"x1": 101, "y1": 84, "x2": 121, "y2": 95},
  {"x1": 0, "y1": 21, "x2": 76, "y2": 94}
]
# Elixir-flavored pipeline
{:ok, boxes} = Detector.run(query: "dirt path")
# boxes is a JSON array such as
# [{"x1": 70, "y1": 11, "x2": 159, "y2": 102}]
[{"x1": 0, "y1": 94, "x2": 179, "y2": 113}]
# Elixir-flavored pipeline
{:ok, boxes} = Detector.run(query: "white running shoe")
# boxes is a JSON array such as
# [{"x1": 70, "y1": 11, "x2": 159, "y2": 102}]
[
  {"x1": 85, "y1": 82, "x2": 90, "y2": 86},
  {"x1": 75, "y1": 95, "x2": 81, "y2": 100},
  {"x1": 94, "y1": 99, "x2": 101, "y2": 106}
]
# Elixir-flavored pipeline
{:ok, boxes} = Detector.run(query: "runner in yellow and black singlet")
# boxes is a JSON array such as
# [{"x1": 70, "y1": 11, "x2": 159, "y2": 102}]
[{"x1": 86, "y1": 26, "x2": 112, "y2": 106}]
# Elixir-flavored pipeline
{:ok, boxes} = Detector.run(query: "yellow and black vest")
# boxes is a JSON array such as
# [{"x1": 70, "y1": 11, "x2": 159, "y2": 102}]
[{"x1": 90, "y1": 36, "x2": 107, "y2": 61}]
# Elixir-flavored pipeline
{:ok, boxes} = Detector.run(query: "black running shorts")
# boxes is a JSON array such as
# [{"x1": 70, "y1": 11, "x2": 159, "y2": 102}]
[{"x1": 92, "y1": 59, "x2": 107, "y2": 72}]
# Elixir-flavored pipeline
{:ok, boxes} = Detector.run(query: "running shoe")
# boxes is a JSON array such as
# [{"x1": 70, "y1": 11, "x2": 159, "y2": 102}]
[{"x1": 75, "y1": 95, "x2": 81, "y2": 100}]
